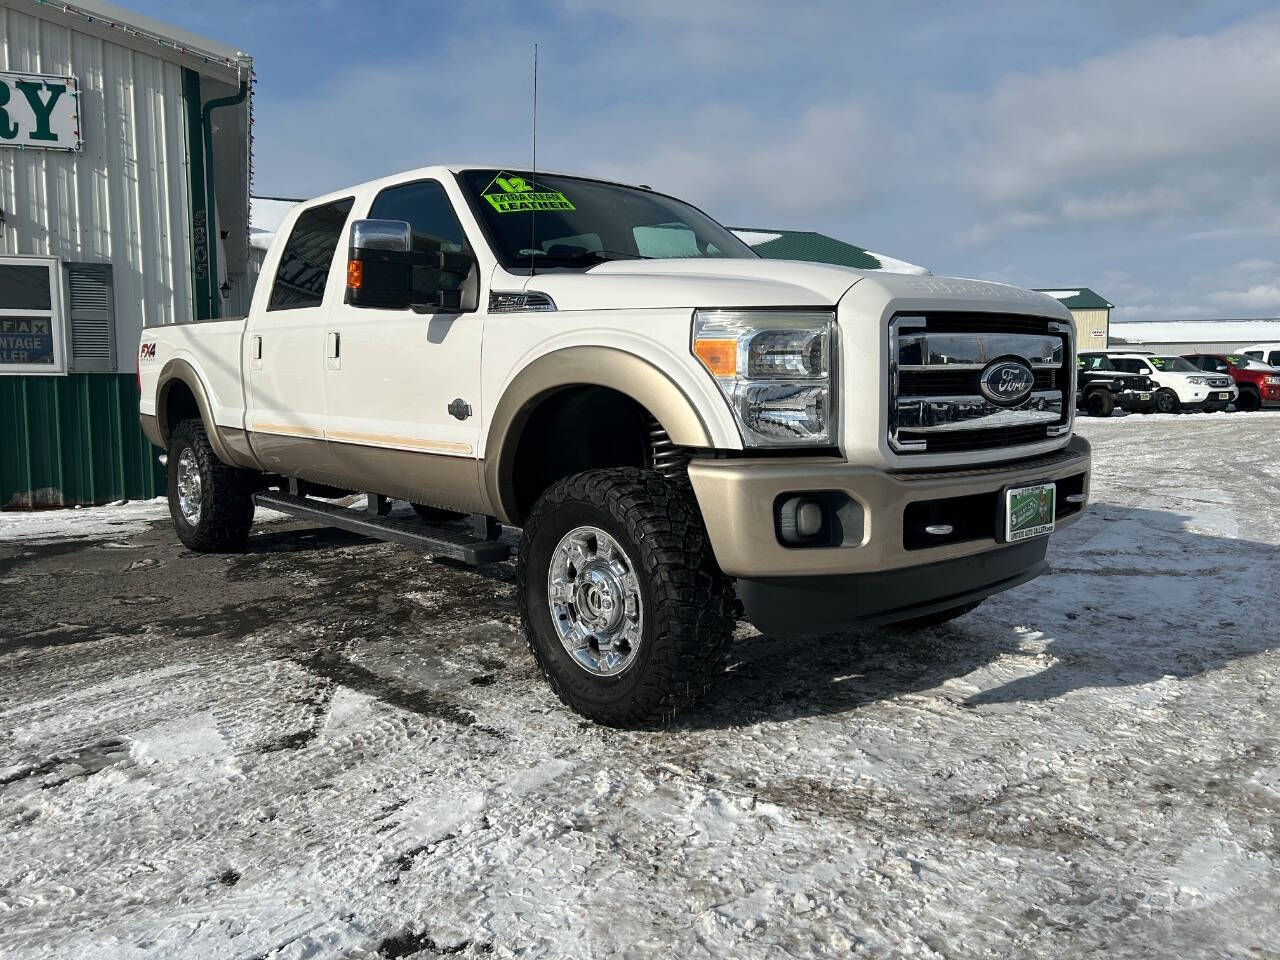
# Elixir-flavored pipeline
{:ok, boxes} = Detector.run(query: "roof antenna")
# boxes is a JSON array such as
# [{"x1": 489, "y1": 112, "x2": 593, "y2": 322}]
[{"x1": 530, "y1": 41, "x2": 538, "y2": 278}]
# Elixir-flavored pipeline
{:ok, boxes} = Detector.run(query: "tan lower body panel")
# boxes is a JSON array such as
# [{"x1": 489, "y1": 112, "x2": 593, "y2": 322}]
[
  {"x1": 247, "y1": 430, "x2": 490, "y2": 515},
  {"x1": 688, "y1": 437, "x2": 1091, "y2": 578}
]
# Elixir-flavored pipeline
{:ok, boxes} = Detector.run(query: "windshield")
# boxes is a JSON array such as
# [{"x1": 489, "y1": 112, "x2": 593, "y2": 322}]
[
  {"x1": 1227, "y1": 355, "x2": 1275, "y2": 371},
  {"x1": 1150, "y1": 356, "x2": 1199, "y2": 372},
  {"x1": 456, "y1": 169, "x2": 756, "y2": 271}
]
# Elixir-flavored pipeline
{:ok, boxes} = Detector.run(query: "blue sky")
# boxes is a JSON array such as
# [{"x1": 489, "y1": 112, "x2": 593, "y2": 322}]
[{"x1": 137, "y1": 0, "x2": 1280, "y2": 319}]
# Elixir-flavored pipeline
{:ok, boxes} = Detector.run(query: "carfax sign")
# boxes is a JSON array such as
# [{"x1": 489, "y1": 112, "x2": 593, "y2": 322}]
[
  {"x1": 0, "y1": 317, "x2": 55, "y2": 365},
  {"x1": 0, "y1": 71, "x2": 80, "y2": 151}
]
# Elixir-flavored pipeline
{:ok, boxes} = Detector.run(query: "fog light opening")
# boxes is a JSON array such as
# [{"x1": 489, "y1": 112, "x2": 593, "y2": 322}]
[{"x1": 778, "y1": 496, "x2": 826, "y2": 545}]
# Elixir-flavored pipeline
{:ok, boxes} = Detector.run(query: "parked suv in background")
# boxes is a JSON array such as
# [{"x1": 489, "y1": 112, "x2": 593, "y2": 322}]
[
  {"x1": 1183, "y1": 353, "x2": 1280, "y2": 411},
  {"x1": 1076, "y1": 354, "x2": 1156, "y2": 416},
  {"x1": 1240, "y1": 343, "x2": 1280, "y2": 368},
  {"x1": 1096, "y1": 352, "x2": 1236, "y2": 413}
]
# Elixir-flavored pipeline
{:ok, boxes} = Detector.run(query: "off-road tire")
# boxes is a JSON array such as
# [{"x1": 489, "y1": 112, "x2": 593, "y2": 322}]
[
  {"x1": 167, "y1": 418, "x2": 256, "y2": 552},
  {"x1": 517, "y1": 467, "x2": 736, "y2": 726},
  {"x1": 1236, "y1": 388, "x2": 1262, "y2": 412},
  {"x1": 412, "y1": 503, "x2": 467, "y2": 525},
  {"x1": 1084, "y1": 389, "x2": 1114, "y2": 417},
  {"x1": 887, "y1": 600, "x2": 984, "y2": 632},
  {"x1": 1154, "y1": 389, "x2": 1180, "y2": 414}
]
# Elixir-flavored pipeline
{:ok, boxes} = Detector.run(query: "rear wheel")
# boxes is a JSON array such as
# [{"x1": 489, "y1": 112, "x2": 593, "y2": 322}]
[
  {"x1": 517, "y1": 467, "x2": 735, "y2": 726},
  {"x1": 1154, "y1": 389, "x2": 1180, "y2": 414},
  {"x1": 1236, "y1": 388, "x2": 1262, "y2": 412},
  {"x1": 1084, "y1": 389, "x2": 1114, "y2": 417},
  {"x1": 167, "y1": 418, "x2": 256, "y2": 552}
]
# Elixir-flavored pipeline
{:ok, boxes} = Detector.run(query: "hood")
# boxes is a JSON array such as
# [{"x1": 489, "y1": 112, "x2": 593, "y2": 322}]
[
  {"x1": 509, "y1": 258, "x2": 1067, "y2": 317},
  {"x1": 513, "y1": 258, "x2": 870, "y2": 311}
]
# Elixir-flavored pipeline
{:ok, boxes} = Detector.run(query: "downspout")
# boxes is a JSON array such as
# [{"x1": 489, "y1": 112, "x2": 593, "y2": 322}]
[{"x1": 201, "y1": 80, "x2": 249, "y2": 320}]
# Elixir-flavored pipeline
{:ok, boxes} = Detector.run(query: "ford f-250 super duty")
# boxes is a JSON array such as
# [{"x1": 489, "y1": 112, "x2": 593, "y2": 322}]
[{"x1": 139, "y1": 165, "x2": 1091, "y2": 725}]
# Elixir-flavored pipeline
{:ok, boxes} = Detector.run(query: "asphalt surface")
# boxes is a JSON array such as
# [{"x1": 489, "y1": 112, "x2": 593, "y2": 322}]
[{"x1": 1, "y1": 412, "x2": 1277, "y2": 959}]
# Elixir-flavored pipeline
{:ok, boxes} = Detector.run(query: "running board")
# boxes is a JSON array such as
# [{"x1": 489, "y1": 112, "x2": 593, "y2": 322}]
[{"x1": 254, "y1": 492, "x2": 511, "y2": 565}]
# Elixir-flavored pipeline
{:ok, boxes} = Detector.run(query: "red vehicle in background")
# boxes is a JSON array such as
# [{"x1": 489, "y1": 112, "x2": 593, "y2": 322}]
[{"x1": 1183, "y1": 353, "x2": 1280, "y2": 411}]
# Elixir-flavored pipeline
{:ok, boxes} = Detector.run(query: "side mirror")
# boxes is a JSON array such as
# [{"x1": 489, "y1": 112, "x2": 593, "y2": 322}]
[
  {"x1": 344, "y1": 219, "x2": 477, "y2": 311},
  {"x1": 345, "y1": 219, "x2": 413, "y2": 310}
]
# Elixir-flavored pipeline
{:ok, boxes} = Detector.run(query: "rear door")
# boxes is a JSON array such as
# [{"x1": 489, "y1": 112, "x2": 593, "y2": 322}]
[
  {"x1": 245, "y1": 197, "x2": 354, "y2": 477},
  {"x1": 321, "y1": 178, "x2": 486, "y2": 510}
]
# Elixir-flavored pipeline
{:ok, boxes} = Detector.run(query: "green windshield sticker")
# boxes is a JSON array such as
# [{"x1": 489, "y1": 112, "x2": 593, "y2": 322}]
[{"x1": 482, "y1": 173, "x2": 575, "y2": 214}]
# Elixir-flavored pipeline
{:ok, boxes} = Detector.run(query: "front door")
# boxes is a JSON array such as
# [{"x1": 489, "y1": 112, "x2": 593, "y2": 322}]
[
  {"x1": 321, "y1": 179, "x2": 486, "y2": 512},
  {"x1": 244, "y1": 196, "x2": 353, "y2": 480}
]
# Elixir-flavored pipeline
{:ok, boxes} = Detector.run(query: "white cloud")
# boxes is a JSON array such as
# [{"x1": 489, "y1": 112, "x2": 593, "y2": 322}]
[
  {"x1": 1231, "y1": 258, "x2": 1276, "y2": 273},
  {"x1": 1208, "y1": 284, "x2": 1280, "y2": 310},
  {"x1": 945, "y1": 10, "x2": 1280, "y2": 237}
]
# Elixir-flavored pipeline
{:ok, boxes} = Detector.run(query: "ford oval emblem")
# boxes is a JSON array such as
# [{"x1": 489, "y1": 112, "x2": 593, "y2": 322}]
[{"x1": 979, "y1": 358, "x2": 1035, "y2": 406}]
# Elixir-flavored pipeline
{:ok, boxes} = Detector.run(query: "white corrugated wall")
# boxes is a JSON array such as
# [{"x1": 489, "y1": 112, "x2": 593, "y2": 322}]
[{"x1": 0, "y1": 2, "x2": 192, "y2": 372}]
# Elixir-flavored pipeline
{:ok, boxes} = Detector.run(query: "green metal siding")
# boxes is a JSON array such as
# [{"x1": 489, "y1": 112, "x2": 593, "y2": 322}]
[
  {"x1": 0, "y1": 374, "x2": 164, "y2": 508},
  {"x1": 731, "y1": 228, "x2": 884, "y2": 270}
]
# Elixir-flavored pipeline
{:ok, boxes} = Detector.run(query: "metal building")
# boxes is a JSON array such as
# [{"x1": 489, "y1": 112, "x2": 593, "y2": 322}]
[
  {"x1": 0, "y1": 0, "x2": 252, "y2": 506},
  {"x1": 1108, "y1": 318, "x2": 1280, "y2": 356},
  {"x1": 1034, "y1": 288, "x2": 1113, "y2": 350}
]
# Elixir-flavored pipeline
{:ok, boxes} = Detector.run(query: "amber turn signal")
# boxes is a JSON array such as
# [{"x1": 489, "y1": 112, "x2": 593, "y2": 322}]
[
  {"x1": 693, "y1": 338, "x2": 738, "y2": 378},
  {"x1": 346, "y1": 259, "x2": 364, "y2": 289}
]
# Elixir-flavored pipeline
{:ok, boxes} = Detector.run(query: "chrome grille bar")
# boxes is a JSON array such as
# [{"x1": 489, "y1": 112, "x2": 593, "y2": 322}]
[{"x1": 888, "y1": 314, "x2": 1073, "y2": 455}]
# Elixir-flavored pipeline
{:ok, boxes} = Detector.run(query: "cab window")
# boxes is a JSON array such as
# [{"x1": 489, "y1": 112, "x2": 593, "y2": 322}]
[
  {"x1": 368, "y1": 180, "x2": 470, "y2": 297},
  {"x1": 1109, "y1": 358, "x2": 1150, "y2": 374},
  {"x1": 268, "y1": 198, "x2": 355, "y2": 311}
]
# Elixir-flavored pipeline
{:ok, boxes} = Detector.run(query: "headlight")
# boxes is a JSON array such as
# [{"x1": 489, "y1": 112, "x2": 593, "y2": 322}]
[
  {"x1": 692, "y1": 309, "x2": 835, "y2": 446},
  {"x1": 1186, "y1": 376, "x2": 1208, "y2": 385}
]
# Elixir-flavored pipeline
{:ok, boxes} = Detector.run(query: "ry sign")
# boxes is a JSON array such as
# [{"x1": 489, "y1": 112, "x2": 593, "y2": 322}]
[{"x1": 0, "y1": 71, "x2": 80, "y2": 151}]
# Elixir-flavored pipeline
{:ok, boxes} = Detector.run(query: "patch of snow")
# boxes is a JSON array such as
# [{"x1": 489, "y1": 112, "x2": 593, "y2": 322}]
[
  {"x1": 731, "y1": 230, "x2": 783, "y2": 245},
  {"x1": 863, "y1": 249, "x2": 931, "y2": 275}
]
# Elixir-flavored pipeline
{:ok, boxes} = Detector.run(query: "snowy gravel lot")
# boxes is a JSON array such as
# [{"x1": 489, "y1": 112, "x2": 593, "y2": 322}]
[{"x1": 1, "y1": 413, "x2": 1277, "y2": 959}]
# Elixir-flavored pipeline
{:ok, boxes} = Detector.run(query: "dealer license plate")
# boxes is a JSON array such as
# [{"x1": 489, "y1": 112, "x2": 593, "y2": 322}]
[
  {"x1": 1137, "y1": 392, "x2": 1151, "y2": 399},
  {"x1": 1213, "y1": 391, "x2": 1231, "y2": 400},
  {"x1": 1005, "y1": 482, "x2": 1056, "y2": 542}
]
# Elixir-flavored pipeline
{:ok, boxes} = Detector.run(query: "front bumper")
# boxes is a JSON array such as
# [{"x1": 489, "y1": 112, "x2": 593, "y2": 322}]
[
  {"x1": 736, "y1": 539, "x2": 1049, "y2": 635},
  {"x1": 687, "y1": 435, "x2": 1091, "y2": 579},
  {"x1": 1116, "y1": 391, "x2": 1156, "y2": 412}
]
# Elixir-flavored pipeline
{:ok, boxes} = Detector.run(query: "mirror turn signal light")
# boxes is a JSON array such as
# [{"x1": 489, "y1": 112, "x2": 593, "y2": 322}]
[
  {"x1": 694, "y1": 337, "x2": 737, "y2": 378},
  {"x1": 346, "y1": 259, "x2": 364, "y2": 289}
]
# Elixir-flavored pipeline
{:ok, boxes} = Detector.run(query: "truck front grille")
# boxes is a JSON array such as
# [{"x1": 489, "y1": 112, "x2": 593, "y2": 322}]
[{"x1": 888, "y1": 313, "x2": 1074, "y2": 455}]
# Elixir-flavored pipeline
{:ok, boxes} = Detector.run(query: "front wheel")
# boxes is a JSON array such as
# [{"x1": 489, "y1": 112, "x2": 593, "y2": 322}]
[
  {"x1": 1154, "y1": 389, "x2": 1180, "y2": 414},
  {"x1": 167, "y1": 419, "x2": 256, "y2": 552},
  {"x1": 517, "y1": 468, "x2": 735, "y2": 726},
  {"x1": 1236, "y1": 389, "x2": 1262, "y2": 412},
  {"x1": 1084, "y1": 389, "x2": 1114, "y2": 417}
]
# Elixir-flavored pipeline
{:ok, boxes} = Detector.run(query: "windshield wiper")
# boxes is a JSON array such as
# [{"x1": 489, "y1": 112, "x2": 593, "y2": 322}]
[{"x1": 519, "y1": 248, "x2": 653, "y2": 264}]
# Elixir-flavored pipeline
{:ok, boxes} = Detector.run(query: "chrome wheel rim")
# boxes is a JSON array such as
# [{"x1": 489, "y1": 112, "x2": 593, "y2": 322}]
[
  {"x1": 176, "y1": 448, "x2": 202, "y2": 526},
  {"x1": 547, "y1": 525, "x2": 643, "y2": 676}
]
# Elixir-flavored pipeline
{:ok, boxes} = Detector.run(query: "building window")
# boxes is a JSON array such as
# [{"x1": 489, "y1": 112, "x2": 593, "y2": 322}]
[{"x1": 0, "y1": 256, "x2": 65, "y2": 375}]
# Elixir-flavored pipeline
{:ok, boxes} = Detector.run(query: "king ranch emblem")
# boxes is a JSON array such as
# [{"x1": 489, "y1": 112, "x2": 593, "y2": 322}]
[{"x1": 978, "y1": 357, "x2": 1035, "y2": 406}]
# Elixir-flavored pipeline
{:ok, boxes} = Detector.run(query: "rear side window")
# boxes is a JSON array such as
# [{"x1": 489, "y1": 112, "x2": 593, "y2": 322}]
[
  {"x1": 1270, "y1": 351, "x2": 1280, "y2": 367},
  {"x1": 268, "y1": 198, "x2": 355, "y2": 311}
]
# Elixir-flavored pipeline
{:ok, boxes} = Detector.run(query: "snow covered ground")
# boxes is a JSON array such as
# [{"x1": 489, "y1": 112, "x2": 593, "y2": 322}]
[{"x1": 1, "y1": 413, "x2": 1277, "y2": 958}]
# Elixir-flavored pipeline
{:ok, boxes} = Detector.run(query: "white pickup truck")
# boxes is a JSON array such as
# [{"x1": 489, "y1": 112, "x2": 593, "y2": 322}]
[{"x1": 139, "y1": 165, "x2": 1091, "y2": 725}]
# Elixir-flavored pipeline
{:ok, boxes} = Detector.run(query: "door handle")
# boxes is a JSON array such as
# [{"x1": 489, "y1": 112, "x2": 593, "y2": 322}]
[
  {"x1": 326, "y1": 331, "x2": 341, "y2": 370},
  {"x1": 250, "y1": 335, "x2": 262, "y2": 370}
]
